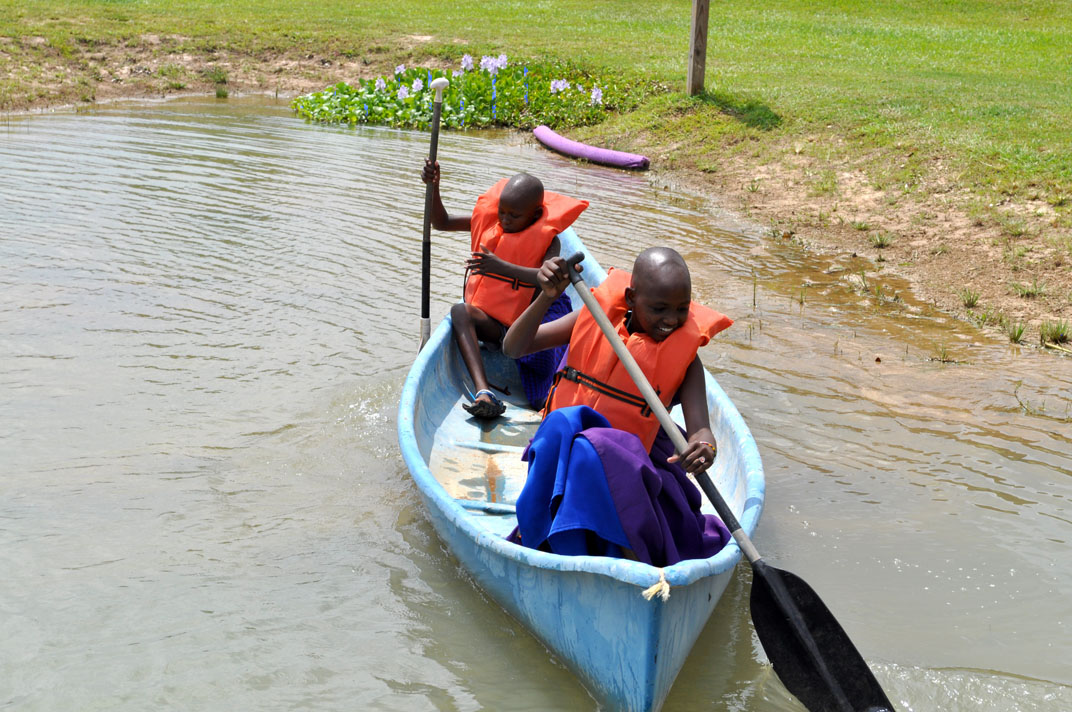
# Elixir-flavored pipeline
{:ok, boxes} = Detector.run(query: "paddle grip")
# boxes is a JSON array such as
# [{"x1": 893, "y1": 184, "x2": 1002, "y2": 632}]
[{"x1": 564, "y1": 251, "x2": 585, "y2": 282}]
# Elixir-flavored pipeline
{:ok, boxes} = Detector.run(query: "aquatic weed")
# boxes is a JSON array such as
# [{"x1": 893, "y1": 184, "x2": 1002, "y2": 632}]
[
  {"x1": 292, "y1": 55, "x2": 651, "y2": 131},
  {"x1": 930, "y1": 344, "x2": 955, "y2": 363}
]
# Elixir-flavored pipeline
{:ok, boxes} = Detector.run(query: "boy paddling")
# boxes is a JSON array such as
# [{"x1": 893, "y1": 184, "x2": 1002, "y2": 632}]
[
  {"x1": 503, "y1": 247, "x2": 735, "y2": 565},
  {"x1": 421, "y1": 159, "x2": 587, "y2": 418}
]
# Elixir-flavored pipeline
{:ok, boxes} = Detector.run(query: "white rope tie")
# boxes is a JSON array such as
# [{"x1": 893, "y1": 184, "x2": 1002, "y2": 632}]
[{"x1": 641, "y1": 569, "x2": 670, "y2": 602}]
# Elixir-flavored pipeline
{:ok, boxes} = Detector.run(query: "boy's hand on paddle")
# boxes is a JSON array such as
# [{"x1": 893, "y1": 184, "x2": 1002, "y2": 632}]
[
  {"x1": 467, "y1": 247, "x2": 505, "y2": 276},
  {"x1": 668, "y1": 439, "x2": 716, "y2": 474},
  {"x1": 421, "y1": 158, "x2": 440, "y2": 186},
  {"x1": 536, "y1": 256, "x2": 578, "y2": 299}
]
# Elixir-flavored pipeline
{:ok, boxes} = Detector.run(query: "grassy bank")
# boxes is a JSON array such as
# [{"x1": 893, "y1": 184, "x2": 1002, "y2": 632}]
[{"x1": 3, "y1": 0, "x2": 1070, "y2": 345}]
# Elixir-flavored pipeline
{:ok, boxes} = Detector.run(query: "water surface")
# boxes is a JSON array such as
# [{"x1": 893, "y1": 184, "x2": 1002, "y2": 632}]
[{"x1": 1, "y1": 96, "x2": 1069, "y2": 711}]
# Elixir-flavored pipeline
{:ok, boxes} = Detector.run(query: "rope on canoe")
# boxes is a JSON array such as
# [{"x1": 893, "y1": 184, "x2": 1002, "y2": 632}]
[{"x1": 641, "y1": 569, "x2": 670, "y2": 602}]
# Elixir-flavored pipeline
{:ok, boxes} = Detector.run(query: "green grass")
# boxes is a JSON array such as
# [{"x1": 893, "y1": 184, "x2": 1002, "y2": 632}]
[
  {"x1": 1004, "y1": 319, "x2": 1027, "y2": 344},
  {"x1": 1012, "y1": 278, "x2": 1046, "y2": 298},
  {"x1": 1039, "y1": 319, "x2": 1069, "y2": 345},
  {"x1": 3, "y1": 0, "x2": 1071, "y2": 204},
  {"x1": 869, "y1": 232, "x2": 895, "y2": 248},
  {"x1": 957, "y1": 287, "x2": 981, "y2": 308}
]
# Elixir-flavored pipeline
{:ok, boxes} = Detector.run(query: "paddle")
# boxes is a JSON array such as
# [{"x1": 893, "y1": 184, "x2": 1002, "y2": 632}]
[
  {"x1": 419, "y1": 76, "x2": 451, "y2": 352},
  {"x1": 561, "y1": 252, "x2": 895, "y2": 712}
]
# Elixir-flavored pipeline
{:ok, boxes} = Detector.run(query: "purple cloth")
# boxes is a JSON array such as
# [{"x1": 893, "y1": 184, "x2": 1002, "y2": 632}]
[
  {"x1": 510, "y1": 405, "x2": 730, "y2": 566},
  {"x1": 515, "y1": 292, "x2": 571, "y2": 408}
]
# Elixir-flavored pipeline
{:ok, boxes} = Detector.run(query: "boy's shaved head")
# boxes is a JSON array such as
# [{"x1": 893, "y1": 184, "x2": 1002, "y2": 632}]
[
  {"x1": 501, "y1": 173, "x2": 544, "y2": 210},
  {"x1": 625, "y1": 247, "x2": 693, "y2": 342},
  {"x1": 632, "y1": 247, "x2": 691, "y2": 292},
  {"x1": 497, "y1": 173, "x2": 545, "y2": 233}
]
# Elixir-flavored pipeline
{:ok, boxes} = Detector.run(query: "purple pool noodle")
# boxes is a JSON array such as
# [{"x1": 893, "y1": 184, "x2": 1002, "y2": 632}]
[{"x1": 533, "y1": 125, "x2": 650, "y2": 170}]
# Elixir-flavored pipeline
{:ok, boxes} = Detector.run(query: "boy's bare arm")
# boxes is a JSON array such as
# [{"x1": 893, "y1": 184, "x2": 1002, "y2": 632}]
[
  {"x1": 422, "y1": 159, "x2": 471, "y2": 232},
  {"x1": 467, "y1": 235, "x2": 560, "y2": 283},
  {"x1": 669, "y1": 356, "x2": 717, "y2": 474},
  {"x1": 503, "y1": 257, "x2": 578, "y2": 358}
]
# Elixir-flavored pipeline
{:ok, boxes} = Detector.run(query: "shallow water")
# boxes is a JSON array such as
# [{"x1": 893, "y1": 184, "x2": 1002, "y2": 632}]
[{"x1": 1, "y1": 96, "x2": 1069, "y2": 711}]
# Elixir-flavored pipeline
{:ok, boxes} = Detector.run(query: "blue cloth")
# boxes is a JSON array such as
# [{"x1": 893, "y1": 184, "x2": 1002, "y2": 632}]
[
  {"x1": 511, "y1": 406, "x2": 629, "y2": 557},
  {"x1": 510, "y1": 406, "x2": 731, "y2": 566},
  {"x1": 515, "y1": 292, "x2": 572, "y2": 408}
]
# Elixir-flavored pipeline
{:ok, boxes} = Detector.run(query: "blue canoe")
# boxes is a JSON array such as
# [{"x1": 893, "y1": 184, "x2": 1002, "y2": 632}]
[{"x1": 397, "y1": 228, "x2": 765, "y2": 712}]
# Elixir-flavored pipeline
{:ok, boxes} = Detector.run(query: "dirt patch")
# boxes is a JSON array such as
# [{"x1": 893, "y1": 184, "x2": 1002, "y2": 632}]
[
  {"x1": 631, "y1": 133, "x2": 1072, "y2": 353},
  {"x1": 0, "y1": 36, "x2": 390, "y2": 112}
]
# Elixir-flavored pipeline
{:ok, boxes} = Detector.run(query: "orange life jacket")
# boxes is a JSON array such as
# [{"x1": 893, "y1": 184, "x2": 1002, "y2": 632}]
[
  {"x1": 544, "y1": 268, "x2": 733, "y2": 451},
  {"x1": 465, "y1": 179, "x2": 588, "y2": 326}
]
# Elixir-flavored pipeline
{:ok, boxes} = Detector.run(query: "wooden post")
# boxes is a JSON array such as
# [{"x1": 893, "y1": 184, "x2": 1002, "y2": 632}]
[{"x1": 687, "y1": 0, "x2": 710, "y2": 95}]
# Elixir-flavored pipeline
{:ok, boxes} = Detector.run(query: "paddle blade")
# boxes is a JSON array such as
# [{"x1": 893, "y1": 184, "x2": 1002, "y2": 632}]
[{"x1": 750, "y1": 560, "x2": 895, "y2": 712}]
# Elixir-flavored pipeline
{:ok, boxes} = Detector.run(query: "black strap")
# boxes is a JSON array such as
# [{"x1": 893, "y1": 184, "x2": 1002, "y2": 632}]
[
  {"x1": 554, "y1": 366, "x2": 654, "y2": 417},
  {"x1": 464, "y1": 268, "x2": 535, "y2": 291}
]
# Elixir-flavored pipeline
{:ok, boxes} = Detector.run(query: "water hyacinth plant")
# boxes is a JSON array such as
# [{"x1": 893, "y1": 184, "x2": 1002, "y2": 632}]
[{"x1": 292, "y1": 53, "x2": 649, "y2": 130}]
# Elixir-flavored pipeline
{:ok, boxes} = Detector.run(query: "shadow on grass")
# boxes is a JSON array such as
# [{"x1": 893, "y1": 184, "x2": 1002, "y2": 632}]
[{"x1": 693, "y1": 90, "x2": 781, "y2": 130}]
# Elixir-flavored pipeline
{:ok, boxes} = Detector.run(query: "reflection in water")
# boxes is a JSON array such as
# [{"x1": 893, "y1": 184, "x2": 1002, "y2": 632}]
[{"x1": 1, "y1": 97, "x2": 1069, "y2": 711}]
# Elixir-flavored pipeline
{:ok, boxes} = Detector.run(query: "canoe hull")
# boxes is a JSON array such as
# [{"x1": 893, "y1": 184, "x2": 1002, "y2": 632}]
[{"x1": 398, "y1": 228, "x2": 764, "y2": 711}]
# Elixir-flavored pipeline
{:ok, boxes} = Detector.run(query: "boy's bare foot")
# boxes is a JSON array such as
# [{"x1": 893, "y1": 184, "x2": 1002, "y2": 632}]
[{"x1": 463, "y1": 390, "x2": 506, "y2": 419}]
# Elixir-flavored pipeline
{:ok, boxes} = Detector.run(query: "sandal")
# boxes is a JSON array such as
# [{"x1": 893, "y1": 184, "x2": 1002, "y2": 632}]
[{"x1": 463, "y1": 389, "x2": 506, "y2": 420}]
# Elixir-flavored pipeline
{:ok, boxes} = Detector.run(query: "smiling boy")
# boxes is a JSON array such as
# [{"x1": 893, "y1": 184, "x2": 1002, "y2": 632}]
[
  {"x1": 504, "y1": 246, "x2": 733, "y2": 469},
  {"x1": 502, "y1": 246, "x2": 735, "y2": 564}
]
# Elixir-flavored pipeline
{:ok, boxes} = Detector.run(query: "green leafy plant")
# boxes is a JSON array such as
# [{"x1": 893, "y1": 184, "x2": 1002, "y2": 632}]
[
  {"x1": 292, "y1": 55, "x2": 650, "y2": 131},
  {"x1": 202, "y1": 66, "x2": 228, "y2": 85}
]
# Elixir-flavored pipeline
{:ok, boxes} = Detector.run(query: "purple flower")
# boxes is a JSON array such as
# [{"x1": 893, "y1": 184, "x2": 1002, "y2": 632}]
[
  {"x1": 479, "y1": 55, "x2": 498, "y2": 75},
  {"x1": 412, "y1": 78, "x2": 423, "y2": 92},
  {"x1": 397, "y1": 85, "x2": 409, "y2": 100},
  {"x1": 452, "y1": 69, "x2": 462, "y2": 78},
  {"x1": 590, "y1": 86, "x2": 603, "y2": 105},
  {"x1": 394, "y1": 64, "x2": 406, "y2": 76},
  {"x1": 461, "y1": 54, "x2": 473, "y2": 71},
  {"x1": 550, "y1": 79, "x2": 569, "y2": 94},
  {"x1": 575, "y1": 83, "x2": 584, "y2": 93},
  {"x1": 375, "y1": 77, "x2": 386, "y2": 91},
  {"x1": 497, "y1": 53, "x2": 508, "y2": 68}
]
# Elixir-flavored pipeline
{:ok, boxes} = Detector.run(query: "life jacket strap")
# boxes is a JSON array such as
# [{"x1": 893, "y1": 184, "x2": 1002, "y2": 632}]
[
  {"x1": 554, "y1": 366, "x2": 654, "y2": 417},
  {"x1": 469, "y1": 269, "x2": 535, "y2": 291}
]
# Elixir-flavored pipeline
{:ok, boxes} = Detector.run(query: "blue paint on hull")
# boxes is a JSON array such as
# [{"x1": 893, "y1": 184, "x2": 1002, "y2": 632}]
[{"x1": 398, "y1": 228, "x2": 765, "y2": 711}]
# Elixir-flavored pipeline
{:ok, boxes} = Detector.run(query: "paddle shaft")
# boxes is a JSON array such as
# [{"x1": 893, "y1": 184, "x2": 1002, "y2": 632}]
[
  {"x1": 564, "y1": 253, "x2": 886, "y2": 712},
  {"x1": 419, "y1": 78, "x2": 450, "y2": 351}
]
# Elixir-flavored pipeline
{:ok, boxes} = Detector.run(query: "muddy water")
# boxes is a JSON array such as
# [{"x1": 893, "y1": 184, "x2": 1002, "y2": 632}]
[{"x1": 1, "y1": 96, "x2": 1069, "y2": 711}]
